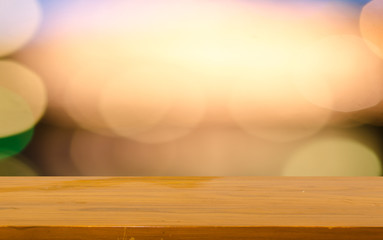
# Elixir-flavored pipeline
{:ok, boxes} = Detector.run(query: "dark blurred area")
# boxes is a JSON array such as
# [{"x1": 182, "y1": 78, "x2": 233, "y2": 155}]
[{"x1": 1, "y1": 0, "x2": 383, "y2": 176}]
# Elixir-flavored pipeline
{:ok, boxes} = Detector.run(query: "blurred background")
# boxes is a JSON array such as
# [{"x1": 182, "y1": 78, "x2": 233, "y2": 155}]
[{"x1": 1, "y1": 0, "x2": 383, "y2": 176}]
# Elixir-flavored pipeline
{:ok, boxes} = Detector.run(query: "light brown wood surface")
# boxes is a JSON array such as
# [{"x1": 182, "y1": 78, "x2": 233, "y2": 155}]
[{"x1": 0, "y1": 177, "x2": 382, "y2": 239}]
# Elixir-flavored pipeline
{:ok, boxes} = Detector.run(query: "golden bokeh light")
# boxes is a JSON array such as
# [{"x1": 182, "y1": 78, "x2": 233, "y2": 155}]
[
  {"x1": 228, "y1": 39, "x2": 332, "y2": 142},
  {"x1": 0, "y1": 87, "x2": 34, "y2": 138},
  {"x1": 0, "y1": 0, "x2": 41, "y2": 57},
  {"x1": 293, "y1": 34, "x2": 383, "y2": 112},
  {"x1": 0, "y1": 60, "x2": 46, "y2": 137},
  {"x1": 99, "y1": 66, "x2": 176, "y2": 138},
  {"x1": 12, "y1": 0, "x2": 383, "y2": 176},
  {"x1": 283, "y1": 137, "x2": 382, "y2": 176},
  {"x1": 127, "y1": 76, "x2": 206, "y2": 143},
  {"x1": 63, "y1": 59, "x2": 122, "y2": 135},
  {"x1": 18, "y1": 0, "x2": 364, "y2": 129},
  {"x1": 360, "y1": 0, "x2": 383, "y2": 59},
  {"x1": 61, "y1": 40, "x2": 207, "y2": 141}
]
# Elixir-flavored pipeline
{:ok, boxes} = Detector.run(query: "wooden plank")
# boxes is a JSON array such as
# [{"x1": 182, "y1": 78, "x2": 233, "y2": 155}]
[{"x1": 0, "y1": 177, "x2": 382, "y2": 239}]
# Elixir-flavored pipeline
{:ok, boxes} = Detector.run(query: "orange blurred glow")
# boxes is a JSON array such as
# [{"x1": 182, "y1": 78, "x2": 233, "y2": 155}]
[
  {"x1": 126, "y1": 76, "x2": 206, "y2": 143},
  {"x1": 360, "y1": 0, "x2": 383, "y2": 59},
  {"x1": 12, "y1": 0, "x2": 383, "y2": 176},
  {"x1": 19, "y1": 0, "x2": 365, "y2": 130},
  {"x1": 229, "y1": 77, "x2": 331, "y2": 142},
  {"x1": 99, "y1": 66, "x2": 177, "y2": 138},
  {"x1": 293, "y1": 35, "x2": 383, "y2": 112},
  {"x1": 228, "y1": 38, "x2": 332, "y2": 142}
]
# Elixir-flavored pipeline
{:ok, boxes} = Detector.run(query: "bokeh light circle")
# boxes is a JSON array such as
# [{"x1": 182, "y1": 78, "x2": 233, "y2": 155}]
[
  {"x1": 0, "y1": 0, "x2": 41, "y2": 57},
  {"x1": 0, "y1": 87, "x2": 34, "y2": 137},
  {"x1": 127, "y1": 73, "x2": 207, "y2": 144},
  {"x1": 229, "y1": 40, "x2": 331, "y2": 142},
  {"x1": 63, "y1": 59, "x2": 119, "y2": 135},
  {"x1": 0, "y1": 60, "x2": 46, "y2": 137},
  {"x1": 99, "y1": 66, "x2": 174, "y2": 138},
  {"x1": 283, "y1": 137, "x2": 382, "y2": 176},
  {"x1": 229, "y1": 76, "x2": 332, "y2": 142},
  {"x1": 293, "y1": 34, "x2": 383, "y2": 112}
]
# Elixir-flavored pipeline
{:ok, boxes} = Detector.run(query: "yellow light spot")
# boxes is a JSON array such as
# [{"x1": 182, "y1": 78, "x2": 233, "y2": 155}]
[
  {"x1": 0, "y1": 60, "x2": 46, "y2": 137},
  {"x1": 283, "y1": 137, "x2": 382, "y2": 176},
  {"x1": 0, "y1": 87, "x2": 34, "y2": 137},
  {"x1": 228, "y1": 40, "x2": 331, "y2": 142}
]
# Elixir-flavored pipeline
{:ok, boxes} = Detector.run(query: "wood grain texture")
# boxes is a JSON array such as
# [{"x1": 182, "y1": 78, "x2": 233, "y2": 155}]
[{"x1": 0, "y1": 177, "x2": 382, "y2": 239}]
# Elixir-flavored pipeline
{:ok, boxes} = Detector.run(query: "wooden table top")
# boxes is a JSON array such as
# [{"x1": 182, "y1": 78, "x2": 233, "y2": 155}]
[{"x1": 0, "y1": 177, "x2": 382, "y2": 239}]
